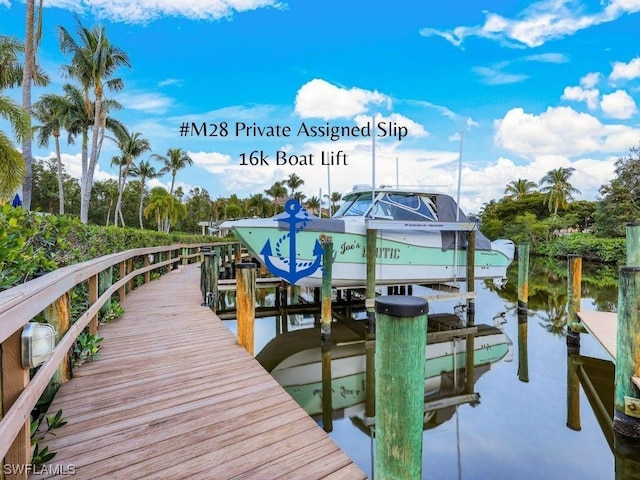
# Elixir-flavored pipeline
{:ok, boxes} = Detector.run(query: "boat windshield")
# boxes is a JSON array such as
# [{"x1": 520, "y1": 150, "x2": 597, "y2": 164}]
[
  {"x1": 332, "y1": 193, "x2": 372, "y2": 217},
  {"x1": 370, "y1": 193, "x2": 438, "y2": 221}
]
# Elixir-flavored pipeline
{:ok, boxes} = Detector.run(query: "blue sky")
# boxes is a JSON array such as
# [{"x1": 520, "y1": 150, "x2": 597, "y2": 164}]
[{"x1": 2, "y1": 0, "x2": 640, "y2": 213}]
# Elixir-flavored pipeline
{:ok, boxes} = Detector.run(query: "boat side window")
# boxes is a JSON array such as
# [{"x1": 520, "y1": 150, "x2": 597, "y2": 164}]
[{"x1": 374, "y1": 193, "x2": 438, "y2": 221}]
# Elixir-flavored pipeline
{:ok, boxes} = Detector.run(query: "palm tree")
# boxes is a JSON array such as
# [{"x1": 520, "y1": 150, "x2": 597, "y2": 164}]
[
  {"x1": 0, "y1": 36, "x2": 30, "y2": 201},
  {"x1": 504, "y1": 178, "x2": 538, "y2": 201},
  {"x1": 112, "y1": 128, "x2": 150, "y2": 226},
  {"x1": 326, "y1": 191, "x2": 342, "y2": 215},
  {"x1": 264, "y1": 181, "x2": 287, "y2": 213},
  {"x1": 151, "y1": 148, "x2": 193, "y2": 195},
  {"x1": 247, "y1": 193, "x2": 271, "y2": 217},
  {"x1": 539, "y1": 167, "x2": 581, "y2": 215},
  {"x1": 21, "y1": 0, "x2": 50, "y2": 210},
  {"x1": 305, "y1": 196, "x2": 321, "y2": 215},
  {"x1": 33, "y1": 93, "x2": 71, "y2": 214},
  {"x1": 130, "y1": 159, "x2": 163, "y2": 228},
  {"x1": 59, "y1": 18, "x2": 131, "y2": 223},
  {"x1": 285, "y1": 173, "x2": 304, "y2": 196},
  {"x1": 144, "y1": 187, "x2": 186, "y2": 232}
]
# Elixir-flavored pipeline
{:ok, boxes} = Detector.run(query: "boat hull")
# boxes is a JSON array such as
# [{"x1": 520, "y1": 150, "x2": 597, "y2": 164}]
[{"x1": 231, "y1": 220, "x2": 513, "y2": 287}]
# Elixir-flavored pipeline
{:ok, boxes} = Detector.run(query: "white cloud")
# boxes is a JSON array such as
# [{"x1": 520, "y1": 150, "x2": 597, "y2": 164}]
[
  {"x1": 472, "y1": 66, "x2": 528, "y2": 85},
  {"x1": 580, "y1": 72, "x2": 601, "y2": 89},
  {"x1": 158, "y1": 78, "x2": 183, "y2": 87},
  {"x1": 37, "y1": 152, "x2": 117, "y2": 182},
  {"x1": 117, "y1": 91, "x2": 174, "y2": 114},
  {"x1": 562, "y1": 85, "x2": 600, "y2": 110},
  {"x1": 610, "y1": 57, "x2": 640, "y2": 82},
  {"x1": 188, "y1": 151, "x2": 233, "y2": 174},
  {"x1": 524, "y1": 53, "x2": 569, "y2": 63},
  {"x1": 36, "y1": 0, "x2": 286, "y2": 23},
  {"x1": 294, "y1": 79, "x2": 389, "y2": 120},
  {"x1": 600, "y1": 90, "x2": 638, "y2": 119},
  {"x1": 420, "y1": 0, "x2": 640, "y2": 48},
  {"x1": 494, "y1": 106, "x2": 640, "y2": 157}
]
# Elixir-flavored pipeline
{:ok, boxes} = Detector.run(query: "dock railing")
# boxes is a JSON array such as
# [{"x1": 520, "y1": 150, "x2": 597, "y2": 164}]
[{"x1": 0, "y1": 243, "x2": 218, "y2": 479}]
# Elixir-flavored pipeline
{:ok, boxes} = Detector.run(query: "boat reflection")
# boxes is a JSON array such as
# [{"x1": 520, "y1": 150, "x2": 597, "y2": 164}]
[{"x1": 256, "y1": 312, "x2": 513, "y2": 424}]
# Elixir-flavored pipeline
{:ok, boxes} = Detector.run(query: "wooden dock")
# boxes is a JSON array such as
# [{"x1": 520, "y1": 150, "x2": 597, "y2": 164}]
[
  {"x1": 577, "y1": 310, "x2": 617, "y2": 361},
  {"x1": 31, "y1": 263, "x2": 366, "y2": 479}
]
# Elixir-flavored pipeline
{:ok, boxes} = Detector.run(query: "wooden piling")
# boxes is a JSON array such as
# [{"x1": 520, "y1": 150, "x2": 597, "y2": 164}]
[
  {"x1": 628, "y1": 223, "x2": 640, "y2": 267},
  {"x1": 566, "y1": 351, "x2": 581, "y2": 431},
  {"x1": 365, "y1": 228, "x2": 377, "y2": 418},
  {"x1": 613, "y1": 266, "x2": 640, "y2": 440},
  {"x1": 517, "y1": 243, "x2": 530, "y2": 383},
  {"x1": 321, "y1": 237, "x2": 333, "y2": 339},
  {"x1": 42, "y1": 292, "x2": 72, "y2": 403},
  {"x1": 375, "y1": 296, "x2": 428, "y2": 480},
  {"x1": 465, "y1": 230, "x2": 476, "y2": 393},
  {"x1": 236, "y1": 262, "x2": 256, "y2": 356},
  {"x1": 567, "y1": 254, "x2": 584, "y2": 336},
  {"x1": 88, "y1": 274, "x2": 99, "y2": 335}
]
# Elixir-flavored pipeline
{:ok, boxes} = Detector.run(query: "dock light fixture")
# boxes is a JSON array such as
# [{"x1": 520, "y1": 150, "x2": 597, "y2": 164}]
[{"x1": 21, "y1": 322, "x2": 56, "y2": 369}]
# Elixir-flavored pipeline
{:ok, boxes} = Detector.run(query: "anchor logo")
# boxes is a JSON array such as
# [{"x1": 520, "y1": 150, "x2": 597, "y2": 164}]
[{"x1": 260, "y1": 199, "x2": 323, "y2": 285}]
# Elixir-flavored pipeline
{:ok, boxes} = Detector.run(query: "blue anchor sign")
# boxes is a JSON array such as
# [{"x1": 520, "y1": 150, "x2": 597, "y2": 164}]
[{"x1": 260, "y1": 199, "x2": 323, "y2": 285}]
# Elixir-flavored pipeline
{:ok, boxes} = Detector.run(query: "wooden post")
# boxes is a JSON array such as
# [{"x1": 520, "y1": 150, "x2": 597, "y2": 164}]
[
  {"x1": 613, "y1": 266, "x2": 640, "y2": 440},
  {"x1": 321, "y1": 237, "x2": 333, "y2": 339},
  {"x1": 365, "y1": 228, "x2": 377, "y2": 418},
  {"x1": 182, "y1": 247, "x2": 188, "y2": 266},
  {"x1": 144, "y1": 254, "x2": 151, "y2": 284},
  {"x1": 201, "y1": 253, "x2": 210, "y2": 304},
  {"x1": 236, "y1": 263, "x2": 256, "y2": 356},
  {"x1": 42, "y1": 292, "x2": 72, "y2": 403},
  {"x1": 567, "y1": 254, "x2": 584, "y2": 338},
  {"x1": 212, "y1": 252, "x2": 219, "y2": 312},
  {"x1": 1, "y1": 332, "x2": 30, "y2": 479},
  {"x1": 126, "y1": 258, "x2": 134, "y2": 292},
  {"x1": 518, "y1": 243, "x2": 530, "y2": 383},
  {"x1": 118, "y1": 261, "x2": 126, "y2": 303},
  {"x1": 375, "y1": 296, "x2": 428, "y2": 480},
  {"x1": 627, "y1": 223, "x2": 640, "y2": 267},
  {"x1": 88, "y1": 274, "x2": 98, "y2": 335},
  {"x1": 465, "y1": 230, "x2": 476, "y2": 393},
  {"x1": 171, "y1": 248, "x2": 179, "y2": 270}
]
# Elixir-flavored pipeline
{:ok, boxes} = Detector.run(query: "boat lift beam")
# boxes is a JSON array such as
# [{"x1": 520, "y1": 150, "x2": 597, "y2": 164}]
[{"x1": 365, "y1": 220, "x2": 476, "y2": 232}]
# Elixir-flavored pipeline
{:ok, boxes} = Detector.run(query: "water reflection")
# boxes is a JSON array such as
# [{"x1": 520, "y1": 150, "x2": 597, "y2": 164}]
[
  {"x1": 217, "y1": 257, "x2": 625, "y2": 479},
  {"x1": 487, "y1": 257, "x2": 619, "y2": 337}
]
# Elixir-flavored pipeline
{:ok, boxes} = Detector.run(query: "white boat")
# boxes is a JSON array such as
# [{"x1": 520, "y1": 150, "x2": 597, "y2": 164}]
[
  {"x1": 255, "y1": 313, "x2": 512, "y2": 417},
  {"x1": 225, "y1": 186, "x2": 514, "y2": 287}
]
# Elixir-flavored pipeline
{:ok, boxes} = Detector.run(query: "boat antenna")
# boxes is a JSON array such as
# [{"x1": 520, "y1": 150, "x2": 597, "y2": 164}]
[
  {"x1": 371, "y1": 115, "x2": 376, "y2": 208},
  {"x1": 396, "y1": 156, "x2": 399, "y2": 189}
]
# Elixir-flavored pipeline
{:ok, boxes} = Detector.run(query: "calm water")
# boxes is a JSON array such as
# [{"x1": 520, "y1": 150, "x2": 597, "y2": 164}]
[{"x1": 221, "y1": 258, "x2": 630, "y2": 479}]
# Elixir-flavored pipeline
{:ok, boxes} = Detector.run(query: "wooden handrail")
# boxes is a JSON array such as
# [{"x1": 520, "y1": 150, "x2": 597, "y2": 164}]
[{"x1": 0, "y1": 242, "x2": 225, "y2": 476}]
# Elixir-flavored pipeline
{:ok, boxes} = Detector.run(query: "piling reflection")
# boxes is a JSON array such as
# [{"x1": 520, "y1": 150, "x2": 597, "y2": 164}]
[{"x1": 565, "y1": 350, "x2": 640, "y2": 478}]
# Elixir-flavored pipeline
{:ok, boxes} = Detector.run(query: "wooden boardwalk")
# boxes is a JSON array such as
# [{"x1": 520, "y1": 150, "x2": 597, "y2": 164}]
[
  {"x1": 577, "y1": 310, "x2": 617, "y2": 361},
  {"x1": 32, "y1": 263, "x2": 366, "y2": 480}
]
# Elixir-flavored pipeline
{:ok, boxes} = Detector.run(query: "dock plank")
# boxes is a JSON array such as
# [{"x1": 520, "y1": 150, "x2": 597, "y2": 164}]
[
  {"x1": 32, "y1": 263, "x2": 366, "y2": 480},
  {"x1": 577, "y1": 310, "x2": 617, "y2": 361}
]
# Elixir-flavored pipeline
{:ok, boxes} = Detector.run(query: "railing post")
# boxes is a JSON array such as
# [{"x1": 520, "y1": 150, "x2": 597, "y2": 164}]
[
  {"x1": 182, "y1": 247, "x2": 188, "y2": 266},
  {"x1": 375, "y1": 296, "x2": 428, "y2": 480},
  {"x1": 567, "y1": 254, "x2": 583, "y2": 336},
  {"x1": 42, "y1": 292, "x2": 72, "y2": 402},
  {"x1": 118, "y1": 261, "x2": 126, "y2": 302},
  {"x1": 236, "y1": 263, "x2": 256, "y2": 355},
  {"x1": 88, "y1": 274, "x2": 99, "y2": 335},
  {"x1": 144, "y1": 254, "x2": 151, "y2": 284},
  {"x1": 1, "y1": 332, "x2": 30, "y2": 479}
]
